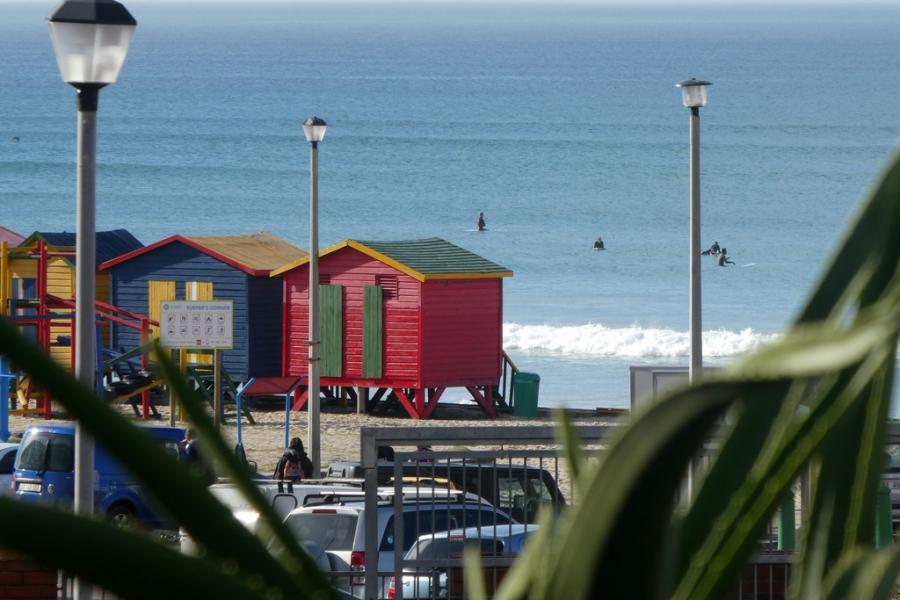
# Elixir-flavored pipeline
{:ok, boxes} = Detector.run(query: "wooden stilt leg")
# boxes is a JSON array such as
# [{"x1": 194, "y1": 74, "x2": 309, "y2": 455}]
[
  {"x1": 421, "y1": 387, "x2": 444, "y2": 420},
  {"x1": 393, "y1": 388, "x2": 420, "y2": 419},
  {"x1": 466, "y1": 386, "x2": 497, "y2": 418},
  {"x1": 292, "y1": 388, "x2": 309, "y2": 411}
]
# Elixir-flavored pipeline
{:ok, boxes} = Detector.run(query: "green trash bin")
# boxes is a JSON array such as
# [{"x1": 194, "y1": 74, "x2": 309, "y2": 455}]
[{"x1": 513, "y1": 372, "x2": 540, "y2": 418}]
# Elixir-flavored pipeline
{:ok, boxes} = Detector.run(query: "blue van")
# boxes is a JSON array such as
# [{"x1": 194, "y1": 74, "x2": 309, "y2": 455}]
[{"x1": 12, "y1": 424, "x2": 185, "y2": 528}]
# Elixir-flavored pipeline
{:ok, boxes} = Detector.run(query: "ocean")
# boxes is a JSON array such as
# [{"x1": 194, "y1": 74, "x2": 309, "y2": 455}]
[{"x1": 2, "y1": 2, "x2": 900, "y2": 412}]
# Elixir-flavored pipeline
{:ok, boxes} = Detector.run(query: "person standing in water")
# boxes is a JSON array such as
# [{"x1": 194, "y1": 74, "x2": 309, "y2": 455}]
[
  {"x1": 593, "y1": 236, "x2": 605, "y2": 250},
  {"x1": 477, "y1": 211, "x2": 486, "y2": 232}
]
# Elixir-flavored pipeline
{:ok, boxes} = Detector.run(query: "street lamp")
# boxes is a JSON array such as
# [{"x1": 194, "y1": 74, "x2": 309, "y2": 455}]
[
  {"x1": 48, "y1": 2, "x2": 135, "y2": 598},
  {"x1": 303, "y1": 116, "x2": 326, "y2": 477},
  {"x1": 675, "y1": 78, "x2": 711, "y2": 384}
]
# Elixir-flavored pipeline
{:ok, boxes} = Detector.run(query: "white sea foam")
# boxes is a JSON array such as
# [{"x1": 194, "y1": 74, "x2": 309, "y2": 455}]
[{"x1": 503, "y1": 322, "x2": 780, "y2": 359}]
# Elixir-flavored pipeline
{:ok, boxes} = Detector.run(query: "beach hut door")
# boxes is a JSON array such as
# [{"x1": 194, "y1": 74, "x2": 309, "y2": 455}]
[
  {"x1": 362, "y1": 285, "x2": 383, "y2": 378},
  {"x1": 319, "y1": 284, "x2": 343, "y2": 377},
  {"x1": 147, "y1": 280, "x2": 176, "y2": 337}
]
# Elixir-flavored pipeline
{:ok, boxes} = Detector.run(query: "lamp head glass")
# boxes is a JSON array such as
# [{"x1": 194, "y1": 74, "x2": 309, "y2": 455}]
[
  {"x1": 303, "y1": 116, "x2": 328, "y2": 144},
  {"x1": 675, "y1": 78, "x2": 711, "y2": 108},
  {"x1": 47, "y1": 0, "x2": 136, "y2": 85}
]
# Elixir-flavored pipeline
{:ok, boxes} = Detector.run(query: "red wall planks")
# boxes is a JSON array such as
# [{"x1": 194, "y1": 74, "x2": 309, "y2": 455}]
[
  {"x1": 282, "y1": 249, "x2": 421, "y2": 382},
  {"x1": 282, "y1": 246, "x2": 503, "y2": 390},
  {"x1": 420, "y1": 279, "x2": 502, "y2": 386}
]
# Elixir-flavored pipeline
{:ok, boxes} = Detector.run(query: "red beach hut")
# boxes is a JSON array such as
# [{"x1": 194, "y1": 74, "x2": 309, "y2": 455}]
[{"x1": 271, "y1": 238, "x2": 513, "y2": 419}]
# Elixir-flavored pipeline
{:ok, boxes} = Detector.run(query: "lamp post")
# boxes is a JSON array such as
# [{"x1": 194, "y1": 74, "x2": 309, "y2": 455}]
[
  {"x1": 48, "y1": 2, "x2": 135, "y2": 598},
  {"x1": 303, "y1": 116, "x2": 326, "y2": 477},
  {"x1": 675, "y1": 78, "x2": 711, "y2": 384}
]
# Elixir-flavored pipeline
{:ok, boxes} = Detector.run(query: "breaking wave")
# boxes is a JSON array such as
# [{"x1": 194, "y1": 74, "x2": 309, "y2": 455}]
[{"x1": 503, "y1": 322, "x2": 780, "y2": 359}]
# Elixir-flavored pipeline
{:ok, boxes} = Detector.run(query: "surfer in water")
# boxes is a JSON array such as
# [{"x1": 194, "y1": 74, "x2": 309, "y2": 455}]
[
  {"x1": 477, "y1": 211, "x2": 486, "y2": 232},
  {"x1": 718, "y1": 247, "x2": 735, "y2": 266},
  {"x1": 701, "y1": 241, "x2": 721, "y2": 256},
  {"x1": 593, "y1": 236, "x2": 605, "y2": 250}
]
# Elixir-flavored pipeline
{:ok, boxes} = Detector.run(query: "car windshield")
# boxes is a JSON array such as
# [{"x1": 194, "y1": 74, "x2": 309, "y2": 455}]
[
  {"x1": 16, "y1": 432, "x2": 74, "y2": 473},
  {"x1": 287, "y1": 513, "x2": 358, "y2": 550}
]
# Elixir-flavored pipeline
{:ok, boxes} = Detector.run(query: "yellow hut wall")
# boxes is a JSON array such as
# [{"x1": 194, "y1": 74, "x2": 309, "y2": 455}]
[{"x1": 3, "y1": 253, "x2": 112, "y2": 369}]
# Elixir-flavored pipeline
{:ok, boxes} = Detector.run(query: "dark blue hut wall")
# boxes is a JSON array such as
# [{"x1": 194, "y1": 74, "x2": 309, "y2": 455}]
[
  {"x1": 247, "y1": 276, "x2": 284, "y2": 377},
  {"x1": 108, "y1": 242, "x2": 251, "y2": 379}
]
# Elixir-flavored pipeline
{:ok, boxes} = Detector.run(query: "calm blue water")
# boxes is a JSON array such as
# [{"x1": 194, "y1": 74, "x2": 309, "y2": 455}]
[{"x1": 2, "y1": 2, "x2": 900, "y2": 411}]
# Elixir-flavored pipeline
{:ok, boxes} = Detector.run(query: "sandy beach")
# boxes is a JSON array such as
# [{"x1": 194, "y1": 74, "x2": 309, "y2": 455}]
[{"x1": 6, "y1": 398, "x2": 619, "y2": 486}]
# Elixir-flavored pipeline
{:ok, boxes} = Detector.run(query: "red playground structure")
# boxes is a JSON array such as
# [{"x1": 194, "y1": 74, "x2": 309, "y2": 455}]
[{"x1": 271, "y1": 238, "x2": 514, "y2": 419}]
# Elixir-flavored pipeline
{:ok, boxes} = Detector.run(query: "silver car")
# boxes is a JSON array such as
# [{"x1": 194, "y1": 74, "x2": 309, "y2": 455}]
[
  {"x1": 283, "y1": 488, "x2": 515, "y2": 598},
  {"x1": 390, "y1": 524, "x2": 537, "y2": 599}
]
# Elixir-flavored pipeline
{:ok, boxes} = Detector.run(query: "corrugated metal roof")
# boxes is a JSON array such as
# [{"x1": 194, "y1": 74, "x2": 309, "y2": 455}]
[
  {"x1": 0, "y1": 226, "x2": 24, "y2": 247},
  {"x1": 355, "y1": 238, "x2": 510, "y2": 276},
  {"x1": 19, "y1": 229, "x2": 143, "y2": 266},
  {"x1": 185, "y1": 232, "x2": 307, "y2": 271}
]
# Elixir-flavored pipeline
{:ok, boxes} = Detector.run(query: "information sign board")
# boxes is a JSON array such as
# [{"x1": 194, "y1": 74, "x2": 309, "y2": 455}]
[{"x1": 159, "y1": 300, "x2": 233, "y2": 350}]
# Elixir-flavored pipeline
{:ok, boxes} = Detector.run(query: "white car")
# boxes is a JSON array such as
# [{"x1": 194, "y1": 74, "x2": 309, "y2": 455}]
[
  {"x1": 282, "y1": 488, "x2": 515, "y2": 598},
  {"x1": 0, "y1": 443, "x2": 19, "y2": 496},
  {"x1": 179, "y1": 479, "x2": 363, "y2": 570},
  {"x1": 390, "y1": 524, "x2": 538, "y2": 599}
]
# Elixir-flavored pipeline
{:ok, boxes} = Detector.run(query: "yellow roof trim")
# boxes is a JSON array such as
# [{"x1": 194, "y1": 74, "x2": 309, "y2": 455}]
[
  {"x1": 270, "y1": 240, "x2": 352, "y2": 277},
  {"x1": 345, "y1": 241, "x2": 428, "y2": 281},
  {"x1": 270, "y1": 239, "x2": 511, "y2": 282},
  {"x1": 420, "y1": 271, "x2": 513, "y2": 281}
]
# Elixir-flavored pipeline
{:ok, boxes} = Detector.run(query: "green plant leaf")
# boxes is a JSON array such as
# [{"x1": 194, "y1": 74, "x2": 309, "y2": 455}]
[
  {"x1": 666, "y1": 382, "x2": 788, "y2": 593},
  {"x1": 0, "y1": 319, "x2": 335, "y2": 599},
  {"x1": 553, "y1": 408, "x2": 584, "y2": 489},
  {"x1": 464, "y1": 545, "x2": 488, "y2": 600},
  {"x1": 152, "y1": 342, "x2": 331, "y2": 586},
  {"x1": 822, "y1": 547, "x2": 900, "y2": 600},
  {"x1": 794, "y1": 352, "x2": 896, "y2": 600},
  {"x1": 0, "y1": 498, "x2": 261, "y2": 600},
  {"x1": 798, "y1": 149, "x2": 900, "y2": 322},
  {"x1": 529, "y1": 381, "x2": 740, "y2": 599}
]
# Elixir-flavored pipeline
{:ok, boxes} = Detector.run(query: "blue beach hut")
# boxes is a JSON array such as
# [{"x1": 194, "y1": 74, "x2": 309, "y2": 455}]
[{"x1": 100, "y1": 232, "x2": 307, "y2": 379}]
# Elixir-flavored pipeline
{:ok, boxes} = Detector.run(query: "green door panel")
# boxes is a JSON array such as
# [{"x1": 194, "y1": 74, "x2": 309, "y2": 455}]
[
  {"x1": 319, "y1": 284, "x2": 343, "y2": 377},
  {"x1": 363, "y1": 285, "x2": 383, "y2": 378}
]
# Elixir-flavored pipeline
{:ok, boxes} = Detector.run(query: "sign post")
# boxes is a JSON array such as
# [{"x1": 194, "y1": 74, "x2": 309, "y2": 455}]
[{"x1": 159, "y1": 300, "x2": 233, "y2": 426}]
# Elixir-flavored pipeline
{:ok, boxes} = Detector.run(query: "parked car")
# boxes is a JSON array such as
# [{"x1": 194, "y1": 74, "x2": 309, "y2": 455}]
[
  {"x1": 326, "y1": 460, "x2": 563, "y2": 524},
  {"x1": 180, "y1": 479, "x2": 365, "y2": 555},
  {"x1": 282, "y1": 488, "x2": 515, "y2": 598},
  {"x1": 389, "y1": 523, "x2": 538, "y2": 599},
  {"x1": 12, "y1": 424, "x2": 184, "y2": 528},
  {"x1": 883, "y1": 453, "x2": 900, "y2": 527},
  {"x1": 0, "y1": 442, "x2": 19, "y2": 496}
]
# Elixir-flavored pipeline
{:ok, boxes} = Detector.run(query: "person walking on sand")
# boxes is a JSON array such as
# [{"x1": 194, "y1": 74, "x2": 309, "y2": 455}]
[
  {"x1": 718, "y1": 247, "x2": 735, "y2": 266},
  {"x1": 274, "y1": 436, "x2": 314, "y2": 481},
  {"x1": 181, "y1": 428, "x2": 215, "y2": 485},
  {"x1": 477, "y1": 211, "x2": 486, "y2": 232}
]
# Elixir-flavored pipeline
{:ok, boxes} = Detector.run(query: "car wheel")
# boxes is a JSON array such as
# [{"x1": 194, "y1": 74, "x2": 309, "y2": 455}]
[{"x1": 107, "y1": 503, "x2": 137, "y2": 528}]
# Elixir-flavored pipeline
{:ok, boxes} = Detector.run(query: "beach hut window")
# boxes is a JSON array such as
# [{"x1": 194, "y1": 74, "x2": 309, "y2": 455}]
[
  {"x1": 375, "y1": 275, "x2": 398, "y2": 300},
  {"x1": 185, "y1": 281, "x2": 214, "y2": 365},
  {"x1": 186, "y1": 281, "x2": 213, "y2": 301}
]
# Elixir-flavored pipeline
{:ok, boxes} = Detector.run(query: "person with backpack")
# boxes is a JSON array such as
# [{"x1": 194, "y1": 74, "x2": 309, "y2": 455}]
[
  {"x1": 181, "y1": 428, "x2": 215, "y2": 485},
  {"x1": 274, "y1": 437, "x2": 314, "y2": 481}
]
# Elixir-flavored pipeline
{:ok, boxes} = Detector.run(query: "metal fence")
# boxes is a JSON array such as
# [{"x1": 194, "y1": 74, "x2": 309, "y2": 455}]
[
  {"x1": 357, "y1": 425, "x2": 610, "y2": 600},
  {"x1": 51, "y1": 422, "x2": 900, "y2": 599}
]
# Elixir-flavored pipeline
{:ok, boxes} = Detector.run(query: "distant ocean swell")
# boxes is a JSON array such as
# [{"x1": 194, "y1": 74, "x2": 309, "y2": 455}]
[{"x1": 503, "y1": 323, "x2": 781, "y2": 359}]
